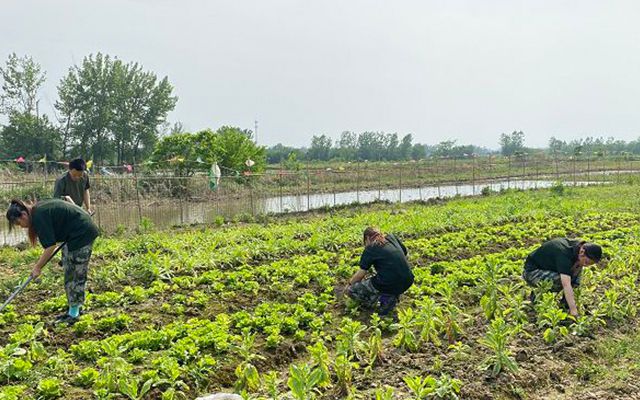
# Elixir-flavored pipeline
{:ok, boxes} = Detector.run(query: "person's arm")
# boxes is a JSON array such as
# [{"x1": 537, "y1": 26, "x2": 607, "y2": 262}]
[
  {"x1": 31, "y1": 245, "x2": 58, "y2": 278},
  {"x1": 348, "y1": 269, "x2": 367, "y2": 286},
  {"x1": 53, "y1": 178, "x2": 63, "y2": 199},
  {"x1": 84, "y1": 189, "x2": 92, "y2": 213},
  {"x1": 396, "y1": 236, "x2": 408, "y2": 256},
  {"x1": 560, "y1": 274, "x2": 579, "y2": 317}
]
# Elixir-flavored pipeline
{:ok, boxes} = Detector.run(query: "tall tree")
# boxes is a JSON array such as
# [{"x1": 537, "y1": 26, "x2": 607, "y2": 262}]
[
  {"x1": 499, "y1": 131, "x2": 525, "y2": 156},
  {"x1": 337, "y1": 131, "x2": 357, "y2": 160},
  {"x1": 56, "y1": 53, "x2": 177, "y2": 165},
  {"x1": 398, "y1": 134, "x2": 413, "y2": 160},
  {"x1": 0, "y1": 53, "x2": 46, "y2": 116},
  {"x1": 307, "y1": 134, "x2": 333, "y2": 161}
]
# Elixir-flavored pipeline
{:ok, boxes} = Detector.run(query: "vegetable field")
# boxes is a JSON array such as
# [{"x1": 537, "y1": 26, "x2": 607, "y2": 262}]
[{"x1": 2, "y1": 184, "x2": 640, "y2": 399}]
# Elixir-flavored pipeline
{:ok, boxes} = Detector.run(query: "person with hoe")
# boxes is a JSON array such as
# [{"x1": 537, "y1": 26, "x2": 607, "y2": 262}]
[
  {"x1": 53, "y1": 158, "x2": 93, "y2": 214},
  {"x1": 522, "y1": 237, "x2": 602, "y2": 317},
  {"x1": 345, "y1": 227, "x2": 414, "y2": 316},
  {"x1": 6, "y1": 198, "x2": 99, "y2": 325}
]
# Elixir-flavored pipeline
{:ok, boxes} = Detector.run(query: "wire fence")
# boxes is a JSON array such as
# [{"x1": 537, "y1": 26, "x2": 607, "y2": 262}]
[{"x1": 0, "y1": 154, "x2": 637, "y2": 245}]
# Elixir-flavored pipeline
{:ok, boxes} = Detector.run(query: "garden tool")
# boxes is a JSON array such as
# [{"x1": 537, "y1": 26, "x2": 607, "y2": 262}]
[{"x1": 0, "y1": 241, "x2": 66, "y2": 313}]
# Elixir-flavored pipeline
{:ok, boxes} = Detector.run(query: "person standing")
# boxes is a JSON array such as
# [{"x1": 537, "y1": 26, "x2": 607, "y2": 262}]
[
  {"x1": 6, "y1": 199, "x2": 100, "y2": 324},
  {"x1": 53, "y1": 158, "x2": 92, "y2": 214}
]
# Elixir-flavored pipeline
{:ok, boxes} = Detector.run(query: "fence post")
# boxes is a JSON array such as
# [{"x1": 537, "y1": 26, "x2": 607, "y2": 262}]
[
  {"x1": 306, "y1": 163, "x2": 311, "y2": 211},
  {"x1": 399, "y1": 164, "x2": 402, "y2": 202},
  {"x1": 378, "y1": 165, "x2": 382, "y2": 200},
  {"x1": 133, "y1": 161, "x2": 143, "y2": 225},
  {"x1": 472, "y1": 155, "x2": 476, "y2": 195},
  {"x1": 418, "y1": 161, "x2": 423, "y2": 200},
  {"x1": 587, "y1": 155, "x2": 590, "y2": 182},
  {"x1": 279, "y1": 170, "x2": 283, "y2": 213},
  {"x1": 249, "y1": 176, "x2": 255, "y2": 216},
  {"x1": 436, "y1": 158, "x2": 441, "y2": 197},
  {"x1": 356, "y1": 160, "x2": 360, "y2": 203},
  {"x1": 507, "y1": 156, "x2": 511, "y2": 189}
]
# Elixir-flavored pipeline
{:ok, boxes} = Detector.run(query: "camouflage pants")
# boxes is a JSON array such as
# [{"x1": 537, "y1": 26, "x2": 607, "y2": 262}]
[
  {"x1": 347, "y1": 278, "x2": 399, "y2": 316},
  {"x1": 522, "y1": 266, "x2": 581, "y2": 292},
  {"x1": 62, "y1": 244, "x2": 93, "y2": 307}
]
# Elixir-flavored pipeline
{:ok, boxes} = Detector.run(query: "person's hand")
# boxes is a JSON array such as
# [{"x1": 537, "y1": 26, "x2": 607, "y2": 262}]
[
  {"x1": 31, "y1": 266, "x2": 42, "y2": 279},
  {"x1": 569, "y1": 309, "x2": 579, "y2": 318},
  {"x1": 87, "y1": 208, "x2": 94, "y2": 216},
  {"x1": 62, "y1": 195, "x2": 73, "y2": 203}
]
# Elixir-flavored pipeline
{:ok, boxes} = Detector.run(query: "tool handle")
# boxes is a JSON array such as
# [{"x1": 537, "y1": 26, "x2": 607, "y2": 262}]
[{"x1": 0, "y1": 241, "x2": 67, "y2": 313}]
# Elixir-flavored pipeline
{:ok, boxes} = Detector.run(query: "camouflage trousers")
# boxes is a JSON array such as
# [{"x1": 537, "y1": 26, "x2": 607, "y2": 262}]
[
  {"x1": 62, "y1": 244, "x2": 93, "y2": 307},
  {"x1": 522, "y1": 265, "x2": 581, "y2": 292},
  {"x1": 347, "y1": 278, "x2": 399, "y2": 316}
]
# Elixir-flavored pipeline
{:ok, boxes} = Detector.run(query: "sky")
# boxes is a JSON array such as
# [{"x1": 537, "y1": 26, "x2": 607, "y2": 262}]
[{"x1": 2, "y1": 0, "x2": 640, "y2": 149}]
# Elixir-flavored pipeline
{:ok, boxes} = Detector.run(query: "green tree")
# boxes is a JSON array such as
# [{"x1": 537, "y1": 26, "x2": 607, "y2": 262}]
[
  {"x1": 214, "y1": 126, "x2": 266, "y2": 173},
  {"x1": 337, "y1": 131, "x2": 358, "y2": 160},
  {"x1": 307, "y1": 134, "x2": 333, "y2": 161},
  {"x1": 0, "y1": 53, "x2": 46, "y2": 116},
  {"x1": 56, "y1": 53, "x2": 177, "y2": 165},
  {"x1": 398, "y1": 134, "x2": 413, "y2": 160},
  {"x1": 0, "y1": 112, "x2": 60, "y2": 161},
  {"x1": 150, "y1": 126, "x2": 266, "y2": 175},
  {"x1": 149, "y1": 132, "x2": 196, "y2": 175},
  {"x1": 499, "y1": 131, "x2": 525, "y2": 156}
]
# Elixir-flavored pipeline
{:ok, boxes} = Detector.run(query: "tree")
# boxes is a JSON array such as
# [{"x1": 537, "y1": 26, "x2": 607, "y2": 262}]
[
  {"x1": 214, "y1": 126, "x2": 266, "y2": 173},
  {"x1": 0, "y1": 53, "x2": 46, "y2": 116},
  {"x1": 357, "y1": 131, "x2": 387, "y2": 160},
  {"x1": 386, "y1": 133, "x2": 399, "y2": 160},
  {"x1": 411, "y1": 143, "x2": 426, "y2": 160},
  {"x1": 0, "y1": 112, "x2": 60, "y2": 161},
  {"x1": 307, "y1": 134, "x2": 333, "y2": 161},
  {"x1": 399, "y1": 134, "x2": 413, "y2": 160},
  {"x1": 267, "y1": 143, "x2": 301, "y2": 164},
  {"x1": 150, "y1": 126, "x2": 266, "y2": 175},
  {"x1": 56, "y1": 53, "x2": 177, "y2": 165},
  {"x1": 337, "y1": 131, "x2": 357, "y2": 160},
  {"x1": 499, "y1": 131, "x2": 525, "y2": 156}
]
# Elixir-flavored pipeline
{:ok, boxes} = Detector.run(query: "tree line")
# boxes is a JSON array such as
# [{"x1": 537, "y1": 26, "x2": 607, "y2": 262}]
[
  {"x1": 268, "y1": 130, "x2": 640, "y2": 164},
  {"x1": 0, "y1": 53, "x2": 264, "y2": 174}
]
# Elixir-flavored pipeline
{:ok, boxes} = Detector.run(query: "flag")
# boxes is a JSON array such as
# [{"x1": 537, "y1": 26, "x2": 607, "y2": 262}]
[
  {"x1": 15, "y1": 156, "x2": 25, "y2": 163},
  {"x1": 38, "y1": 155, "x2": 47, "y2": 163},
  {"x1": 86, "y1": 160, "x2": 93, "y2": 169}
]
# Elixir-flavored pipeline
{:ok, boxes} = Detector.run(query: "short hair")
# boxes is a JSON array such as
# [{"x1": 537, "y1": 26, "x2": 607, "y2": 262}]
[
  {"x1": 583, "y1": 243, "x2": 603, "y2": 262},
  {"x1": 69, "y1": 158, "x2": 86, "y2": 171}
]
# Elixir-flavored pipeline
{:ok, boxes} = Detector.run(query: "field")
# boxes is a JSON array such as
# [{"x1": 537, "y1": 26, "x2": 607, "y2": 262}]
[{"x1": 1, "y1": 184, "x2": 640, "y2": 399}]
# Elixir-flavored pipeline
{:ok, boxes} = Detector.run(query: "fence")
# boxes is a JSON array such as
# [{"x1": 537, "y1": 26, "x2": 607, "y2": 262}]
[{"x1": 0, "y1": 154, "x2": 637, "y2": 245}]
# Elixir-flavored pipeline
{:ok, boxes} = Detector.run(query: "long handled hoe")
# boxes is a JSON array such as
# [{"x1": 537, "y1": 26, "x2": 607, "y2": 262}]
[{"x1": 0, "y1": 241, "x2": 67, "y2": 313}]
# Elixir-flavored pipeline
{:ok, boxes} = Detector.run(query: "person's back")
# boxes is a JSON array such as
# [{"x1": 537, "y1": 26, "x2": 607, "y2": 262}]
[{"x1": 362, "y1": 233, "x2": 414, "y2": 295}]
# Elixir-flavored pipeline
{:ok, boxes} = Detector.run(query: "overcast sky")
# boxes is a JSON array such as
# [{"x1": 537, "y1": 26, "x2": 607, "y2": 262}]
[{"x1": 2, "y1": 0, "x2": 640, "y2": 149}]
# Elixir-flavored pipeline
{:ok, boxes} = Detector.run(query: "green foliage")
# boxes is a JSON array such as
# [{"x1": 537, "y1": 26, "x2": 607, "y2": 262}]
[
  {"x1": 287, "y1": 363, "x2": 322, "y2": 400},
  {"x1": 479, "y1": 317, "x2": 518, "y2": 376},
  {"x1": 535, "y1": 293, "x2": 569, "y2": 344},
  {"x1": 150, "y1": 126, "x2": 266, "y2": 176},
  {"x1": 75, "y1": 367, "x2": 100, "y2": 388},
  {"x1": 56, "y1": 52, "x2": 177, "y2": 164},
  {"x1": 37, "y1": 378, "x2": 63, "y2": 399}
]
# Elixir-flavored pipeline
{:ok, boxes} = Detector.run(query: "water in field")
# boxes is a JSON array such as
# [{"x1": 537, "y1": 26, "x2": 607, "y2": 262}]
[{"x1": 0, "y1": 179, "x2": 605, "y2": 246}]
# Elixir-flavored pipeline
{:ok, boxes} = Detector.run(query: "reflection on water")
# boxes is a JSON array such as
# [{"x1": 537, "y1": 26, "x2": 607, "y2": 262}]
[{"x1": 0, "y1": 179, "x2": 606, "y2": 246}]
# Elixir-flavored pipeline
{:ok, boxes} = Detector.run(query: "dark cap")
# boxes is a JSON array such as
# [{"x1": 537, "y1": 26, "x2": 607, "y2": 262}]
[{"x1": 583, "y1": 243, "x2": 602, "y2": 262}]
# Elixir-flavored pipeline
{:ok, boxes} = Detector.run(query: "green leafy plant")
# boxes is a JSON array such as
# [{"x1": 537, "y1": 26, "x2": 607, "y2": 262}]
[
  {"x1": 479, "y1": 317, "x2": 518, "y2": 376},
  {"x1": 37, "y1": 378, "x2": 63, "y2": 399},
  {"x1": 392, "y1": 307, "x2": 419, "y2": 352},
  {"x1": 287, "y1": 363, "x2": 322, "y2": 400}
]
